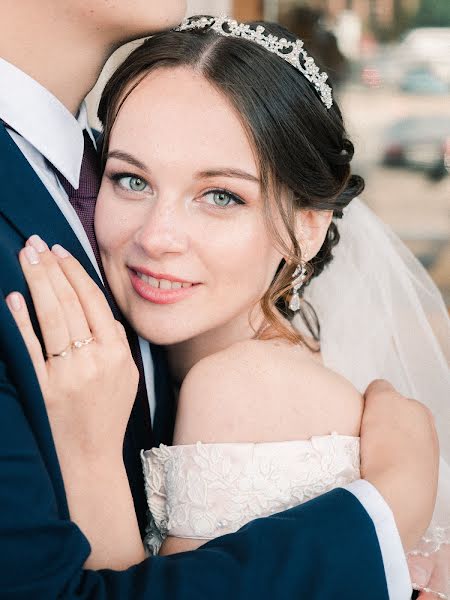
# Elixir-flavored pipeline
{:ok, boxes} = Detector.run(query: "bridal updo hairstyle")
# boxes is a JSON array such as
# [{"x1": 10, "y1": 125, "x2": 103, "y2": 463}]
[{"x1": 98, "y1": 17, "x2": 364, "y2": 346}]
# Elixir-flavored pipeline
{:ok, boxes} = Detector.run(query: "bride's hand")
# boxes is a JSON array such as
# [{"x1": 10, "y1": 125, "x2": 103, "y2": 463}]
[
  {"x1": 6, "y1": 236, "x2": 139, "y2": 465},
  {"x1": 5, "y1": 236, "x2": 146, "y2": 569}
]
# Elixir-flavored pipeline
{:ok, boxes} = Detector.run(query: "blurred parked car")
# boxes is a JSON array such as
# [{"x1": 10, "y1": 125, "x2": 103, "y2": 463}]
[
  {"x1": 400, "y1": 66, "x2": 449, "y2": 95},
  {"x1": 359, "y1": 46, "x2": 404, "y2": 88},
  {"x1": 361, "y1": 29, "x2": 450, "y2": 90},
  {"x1": 396, "y1": 28, "x2": 450, "y2": 84},
  {"x1": 429, "y1": 136, "x2": 450, "y2": 181},
  {"x1": 445, "y1": 137, "x2": 450, "y2": 173},
  {"x1": 382, "y1": 116, "x2": 450, "y2": 177}
]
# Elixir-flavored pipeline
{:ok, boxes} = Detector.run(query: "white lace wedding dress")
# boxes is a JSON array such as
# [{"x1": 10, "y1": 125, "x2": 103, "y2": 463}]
[{"x1": 141, "y1": 433, "x2": 360, "y2": 555}]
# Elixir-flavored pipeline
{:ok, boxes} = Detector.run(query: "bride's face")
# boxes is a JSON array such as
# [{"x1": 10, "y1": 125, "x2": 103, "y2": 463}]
[{"x1": 95, "y1": 66, "x2": 285, "y2": 345}]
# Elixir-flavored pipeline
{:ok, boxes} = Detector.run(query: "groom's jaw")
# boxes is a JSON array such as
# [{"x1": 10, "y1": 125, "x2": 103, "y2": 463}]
[{"x1": 0, "y1": 0, "x2": 187, "y2": 114}]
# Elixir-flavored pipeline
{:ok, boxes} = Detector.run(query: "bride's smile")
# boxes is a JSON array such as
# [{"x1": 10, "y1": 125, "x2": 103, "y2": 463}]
[
  {"x1": 128, "y1": 265, "x2": 200, "y2": 305},
  {"x1": 95, "y1": 67, "x2": 288, "y2": 348}
]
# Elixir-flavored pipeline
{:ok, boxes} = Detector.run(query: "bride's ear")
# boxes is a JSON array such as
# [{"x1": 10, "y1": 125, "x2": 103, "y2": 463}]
[{"x1": 295, "y1": 209, "x2": 333, "y2": 260}]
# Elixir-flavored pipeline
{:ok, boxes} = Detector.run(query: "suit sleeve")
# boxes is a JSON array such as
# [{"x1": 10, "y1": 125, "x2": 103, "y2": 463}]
[{"x1": 345, "y1": 480, "x2": 412, "y2": 599}]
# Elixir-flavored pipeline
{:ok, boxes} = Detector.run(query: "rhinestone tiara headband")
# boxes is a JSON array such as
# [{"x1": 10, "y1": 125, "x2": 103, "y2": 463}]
[{"x1": 174, "y1": 15, "x2": 333, "y2": 109}]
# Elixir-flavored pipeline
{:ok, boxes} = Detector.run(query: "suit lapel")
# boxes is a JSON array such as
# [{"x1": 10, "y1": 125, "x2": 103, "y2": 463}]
[
  {"x1": 0, "y1": 123, "x2": 103, "y2": 517},
  {"x1": 0, "y1": 124, "x2": 101, "y2": 287}
]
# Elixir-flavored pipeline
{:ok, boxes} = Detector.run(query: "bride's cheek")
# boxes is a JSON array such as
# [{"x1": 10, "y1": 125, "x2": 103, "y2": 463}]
[
  {"x1": 94, "y1": 193, "x2": 112, "y2": 246},
  {"x1": 212, "y1": 224, "x2": 271, "y2": 293},
  {"x1": 95, "y1": 197, "x2": 132, "y2": 254}
]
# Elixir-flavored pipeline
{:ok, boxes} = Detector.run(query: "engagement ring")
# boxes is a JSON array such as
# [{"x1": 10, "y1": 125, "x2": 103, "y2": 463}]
[{"x1": 71, "y1": 336, "x2": 95, "y2": 349}]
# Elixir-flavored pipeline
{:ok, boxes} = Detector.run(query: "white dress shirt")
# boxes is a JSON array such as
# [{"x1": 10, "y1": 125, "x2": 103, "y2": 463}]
[{"x1": 0, "y1": 57, "x2": 411, "y2": 598}]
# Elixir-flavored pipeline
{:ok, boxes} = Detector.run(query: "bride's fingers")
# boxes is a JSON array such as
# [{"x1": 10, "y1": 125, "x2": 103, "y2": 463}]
[
  {"x1": 26, "y1": 237, "x2": 92, "y2": 343},
  {"x1": 19, "y1": 247, "x2": 71, "y2": 358},
  {"x1": 51, "y1": 244, "x2": 118, "y2": 343},
  {"x1": 6, "y1": 292, "x2": 48, "y2": 385}
]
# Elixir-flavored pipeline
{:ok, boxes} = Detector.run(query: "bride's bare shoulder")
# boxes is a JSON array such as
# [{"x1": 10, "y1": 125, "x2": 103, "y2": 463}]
[{"x1": 173, "y1": 339, "x2": 363, "y2": 445}]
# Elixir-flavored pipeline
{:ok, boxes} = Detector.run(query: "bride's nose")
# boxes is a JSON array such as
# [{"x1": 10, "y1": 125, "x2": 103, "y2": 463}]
[{"x1": 133, "y1": 196, "x2": 189, "y2": 258}]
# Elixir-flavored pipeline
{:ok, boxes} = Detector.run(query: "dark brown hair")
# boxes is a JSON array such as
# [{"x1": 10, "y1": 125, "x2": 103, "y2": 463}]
[{"x1": 98, "y1": 18, "x2": 364, "y2": 346}]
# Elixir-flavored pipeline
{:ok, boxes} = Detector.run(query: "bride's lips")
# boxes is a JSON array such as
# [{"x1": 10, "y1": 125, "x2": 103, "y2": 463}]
[{"x1": 128, "y1": 267, "x2": 200, "y2": 305}]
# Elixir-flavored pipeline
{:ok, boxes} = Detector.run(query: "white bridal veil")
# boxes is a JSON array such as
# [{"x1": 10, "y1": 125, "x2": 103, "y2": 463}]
[{"x1": 303, "y1": 198, "x2": 450, "y2": 597}]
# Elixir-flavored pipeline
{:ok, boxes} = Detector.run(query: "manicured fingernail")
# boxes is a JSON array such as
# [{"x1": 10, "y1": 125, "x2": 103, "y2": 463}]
[
  {"x1": 52, "y1": 244, "x2": 70, "y2": 259},
  {"x1": 6, "y1": 293, "x2": 22, "y2": 312},
  {"x1": 28, "y1": 234, "x2": 48, "y2": 253},
  {"x1": 24, "y1": 246, "x2": 40, "y2": 265}
]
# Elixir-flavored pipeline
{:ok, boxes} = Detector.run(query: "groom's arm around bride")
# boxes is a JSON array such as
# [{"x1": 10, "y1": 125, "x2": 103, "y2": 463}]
[{"x1": 0, "y1": 300, "x2": 437, "y2": 599}]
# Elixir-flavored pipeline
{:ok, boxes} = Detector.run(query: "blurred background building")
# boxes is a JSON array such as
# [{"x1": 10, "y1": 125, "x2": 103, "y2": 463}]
[{"x1": 87, "y1": 0, "x2": 450, "y2": 306}]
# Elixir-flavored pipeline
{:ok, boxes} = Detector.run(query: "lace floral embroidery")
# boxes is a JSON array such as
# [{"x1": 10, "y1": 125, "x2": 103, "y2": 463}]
[{"x1": 141, "y1": 434, "x2": 360, "y2": 555}]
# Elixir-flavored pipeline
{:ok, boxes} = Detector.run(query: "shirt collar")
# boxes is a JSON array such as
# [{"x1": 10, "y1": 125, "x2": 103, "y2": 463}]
[{"x1": 0, "y1": 57, "x2": 91, "y2": 188}]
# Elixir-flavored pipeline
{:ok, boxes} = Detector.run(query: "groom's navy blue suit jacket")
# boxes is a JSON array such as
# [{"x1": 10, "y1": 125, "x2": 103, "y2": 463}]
[{"x1": 0, "y1": 123, "x2": 390, "y2": 599}]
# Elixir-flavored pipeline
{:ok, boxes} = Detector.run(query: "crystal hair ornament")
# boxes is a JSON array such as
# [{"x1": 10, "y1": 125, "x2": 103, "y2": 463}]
[{"x1": 174, "y1": 16, "x2": 333, "y2": 109}]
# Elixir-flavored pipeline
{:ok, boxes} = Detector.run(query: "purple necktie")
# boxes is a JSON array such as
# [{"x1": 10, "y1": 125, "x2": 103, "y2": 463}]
[
  {"x1": 59, "y1": 131, "x2": 152, "y2": 437},
  {"x1": 59, "y1": 131, "x2": 103, "y2": 266}
]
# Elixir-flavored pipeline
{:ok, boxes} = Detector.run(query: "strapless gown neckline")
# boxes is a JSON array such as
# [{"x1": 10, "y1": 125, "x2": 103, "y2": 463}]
[{"x1": 141, "y1": 433, "x2": 360, "y2": 555}]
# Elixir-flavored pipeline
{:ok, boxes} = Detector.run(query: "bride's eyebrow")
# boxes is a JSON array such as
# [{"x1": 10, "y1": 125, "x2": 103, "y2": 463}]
[
  {"x1": 106, "y1": 150, "x2": 148, "y2": 172},
  {"x1": 105, "y1": 154, "x2": 260, "y2": 184},
  {"x1": 196, "y1": 169, "x2": 260, "y2": 184}
]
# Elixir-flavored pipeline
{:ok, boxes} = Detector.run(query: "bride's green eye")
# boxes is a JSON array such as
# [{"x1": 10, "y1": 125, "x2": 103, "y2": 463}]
[
  {"x1": 214, "y1": 192, "x2": 231, "y2": 207},
  {"x1": 120, "y1": 176, "x2": 148, "y2": 192},
  {"x1": 204, "y1": 190, "x2": 244, "y2": 208}
]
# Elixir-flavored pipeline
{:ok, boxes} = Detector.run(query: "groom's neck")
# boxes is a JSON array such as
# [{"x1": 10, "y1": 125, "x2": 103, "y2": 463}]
[{"x1": 0, "y1": 2, "x2": 118, "y2": 115}]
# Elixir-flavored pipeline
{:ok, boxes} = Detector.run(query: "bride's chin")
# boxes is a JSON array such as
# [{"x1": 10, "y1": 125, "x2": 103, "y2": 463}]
[{"x1": 130, "y1": 322, "x2": 192, "y2": 347}]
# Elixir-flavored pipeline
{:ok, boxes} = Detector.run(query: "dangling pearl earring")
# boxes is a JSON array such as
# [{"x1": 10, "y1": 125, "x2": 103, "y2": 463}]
[{"x1": 289, "y1": 264, "x2": 308, "y2": 312}]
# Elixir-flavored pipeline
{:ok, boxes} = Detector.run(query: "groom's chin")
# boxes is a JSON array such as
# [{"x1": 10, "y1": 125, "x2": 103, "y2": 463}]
[{"x1": 123, "y1": 0, "x2": 187, "y2": 38}]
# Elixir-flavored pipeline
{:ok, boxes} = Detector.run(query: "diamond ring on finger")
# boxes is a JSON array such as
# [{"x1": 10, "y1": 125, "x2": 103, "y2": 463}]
[
  {"x1": 46, "y1": 342, "x2": 72, "y2": 359},
  {"x1": 71, "y1": 336, "x2": 95, "y2": 350}
]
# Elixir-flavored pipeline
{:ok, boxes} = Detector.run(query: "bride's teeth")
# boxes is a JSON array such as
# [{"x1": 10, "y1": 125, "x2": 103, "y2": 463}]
[
  {"x1": 136, "y1": 271, "x2": 193, "y2": 290},
  {"x1": 148, "y1": 276, "x2": 159, "y2": 288},
  {"x1": 159, "y1": 279, "x2": 172, "y2": 290}
]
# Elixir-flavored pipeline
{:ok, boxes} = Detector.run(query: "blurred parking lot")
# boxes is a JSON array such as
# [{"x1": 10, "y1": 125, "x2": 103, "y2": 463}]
[{"x1": 340, "y1": 70, "x2": 450, "y2": 307}]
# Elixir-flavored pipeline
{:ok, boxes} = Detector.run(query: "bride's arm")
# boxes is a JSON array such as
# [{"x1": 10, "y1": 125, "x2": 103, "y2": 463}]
[
  {"x1": 57, "y1": 454, "x2": 146, "y2": 570},
  {"x1": 8, "y1": 241, "x2": 146, "y2": 570}
]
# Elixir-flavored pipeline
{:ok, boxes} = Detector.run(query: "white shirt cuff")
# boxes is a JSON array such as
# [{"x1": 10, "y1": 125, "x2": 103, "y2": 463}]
[{"x1": 344, "y1": 480, "x2": 412, "y2": 600}]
